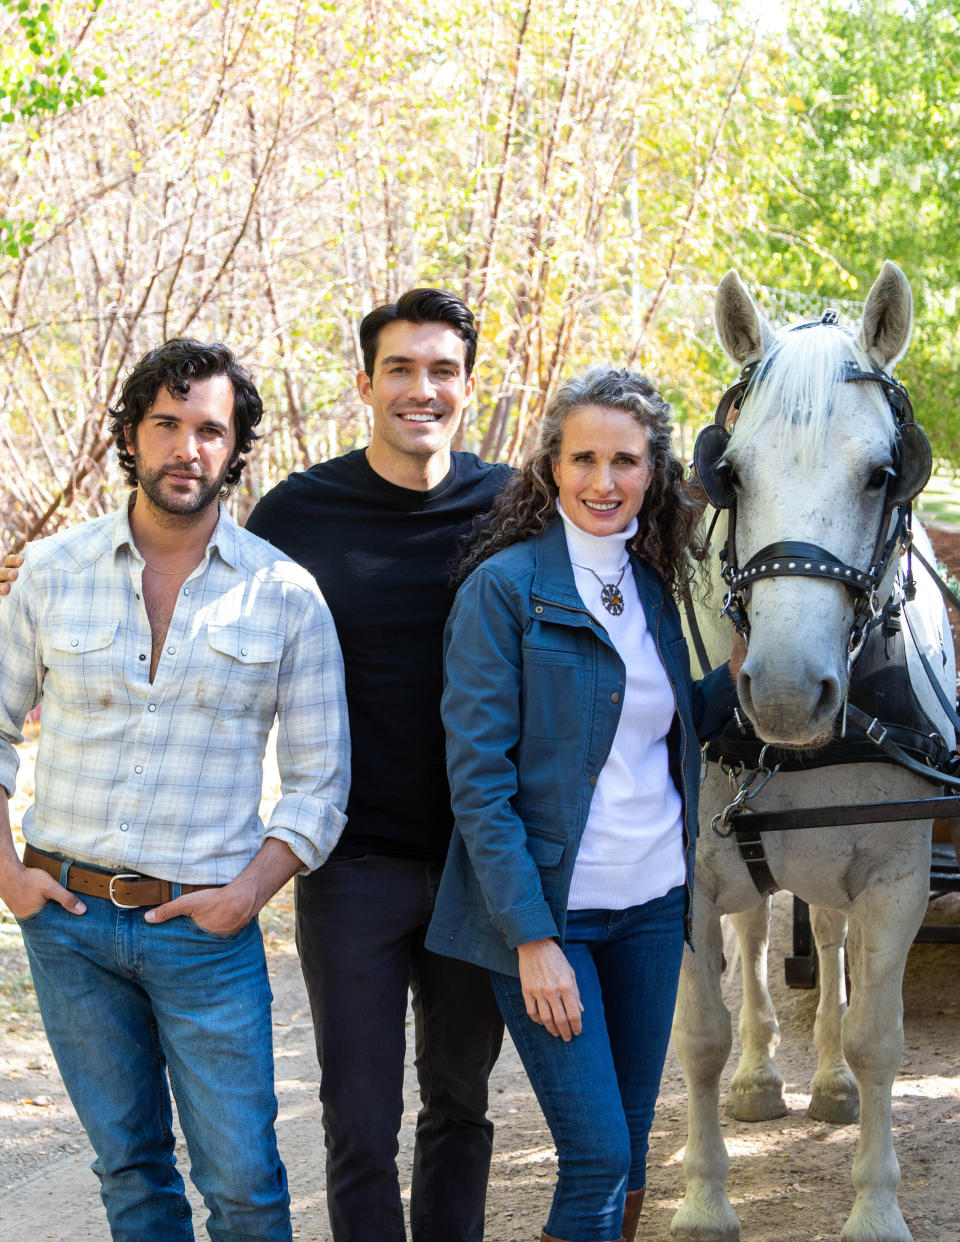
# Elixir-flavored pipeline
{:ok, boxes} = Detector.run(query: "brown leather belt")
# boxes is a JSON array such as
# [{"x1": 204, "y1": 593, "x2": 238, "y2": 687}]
[{"x1": 24, "y1": 845, "x2": 221, "y2": 909}]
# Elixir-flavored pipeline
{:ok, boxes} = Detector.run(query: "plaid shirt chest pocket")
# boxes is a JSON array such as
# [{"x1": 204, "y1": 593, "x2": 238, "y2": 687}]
[
  {"x1": 193, "y1": 625, "x2": 284, "y2": 715},
  {"x1": 43, "y1": 620, "x2": 122, "y2": 714}
]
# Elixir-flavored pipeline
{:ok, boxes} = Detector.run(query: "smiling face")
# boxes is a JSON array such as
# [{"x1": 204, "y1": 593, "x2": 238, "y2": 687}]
[
  {"x1": 128, "y1": 375, "x2": 237, "y2": 519},
  {"x1": 357, "y1": 319, "x2": 476, "y2": 484},
  {"x1": 551, "y1": 404, "x2": 653, "y2": 536}
]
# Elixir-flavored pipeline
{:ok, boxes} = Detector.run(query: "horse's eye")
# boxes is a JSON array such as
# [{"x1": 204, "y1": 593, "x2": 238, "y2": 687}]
[{"x1": 867, "y1": 465, "x2": 893, "y2": 491}]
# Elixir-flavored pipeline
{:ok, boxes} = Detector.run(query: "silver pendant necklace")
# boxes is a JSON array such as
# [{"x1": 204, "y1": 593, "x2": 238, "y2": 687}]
[{"x1": 576, "y1": 562, "x2": 628, "y2": 616}]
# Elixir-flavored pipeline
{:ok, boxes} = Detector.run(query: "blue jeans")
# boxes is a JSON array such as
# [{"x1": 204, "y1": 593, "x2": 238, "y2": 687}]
[
  {"x1": 18, "y1": 890, "x2": 291, "y2": 1242},
  {"x1": 490, "y1": 887, "x2": 685, "y2": 1242},
  {"x1": 296, "y1": 853, "x2": 504, "y2": 1242}
]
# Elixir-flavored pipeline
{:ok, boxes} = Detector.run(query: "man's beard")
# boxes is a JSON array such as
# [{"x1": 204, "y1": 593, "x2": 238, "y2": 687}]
[{"x1": 134, "y1": 457, "x2": 229, "y2": 516}]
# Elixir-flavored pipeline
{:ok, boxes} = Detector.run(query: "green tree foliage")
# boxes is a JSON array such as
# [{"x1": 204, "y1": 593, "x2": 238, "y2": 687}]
[
  {"x1": 0, "y1": 0, "x2": 104, "y2": 255},
  {"x1": 735, "y1": 0, "x2": 960, "y2": 460}
]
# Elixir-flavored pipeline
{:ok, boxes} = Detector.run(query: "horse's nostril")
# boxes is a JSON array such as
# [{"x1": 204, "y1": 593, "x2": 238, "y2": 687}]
[{"x1": 818, "y1": 677, "x2": 841, "y2": 719}]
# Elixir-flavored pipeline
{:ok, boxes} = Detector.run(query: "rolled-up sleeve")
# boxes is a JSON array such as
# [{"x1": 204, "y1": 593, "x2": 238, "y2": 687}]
[
  {"x1": 442, "y1": 567, "x2": 560, "y2": 949},
  {"x1": 0, "y1": 565, "x2": 42, "y2": 797},
  {"x1": 264, "y1": 582, "x2": 350, "y2": 872}
]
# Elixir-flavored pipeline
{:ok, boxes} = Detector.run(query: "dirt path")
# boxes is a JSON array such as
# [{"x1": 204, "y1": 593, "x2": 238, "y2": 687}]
[
  {"x1": 2, "y1": 726, "x2": 959, "y2": 1241},
  {"x1": 2, "y1": 885, "x2": 959, "y2": 1242}
]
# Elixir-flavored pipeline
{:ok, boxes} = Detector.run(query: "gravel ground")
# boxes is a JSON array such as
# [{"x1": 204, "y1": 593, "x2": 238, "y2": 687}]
[{"x1": 2, "y1": 728, "x2": 959, "y2": 1241}]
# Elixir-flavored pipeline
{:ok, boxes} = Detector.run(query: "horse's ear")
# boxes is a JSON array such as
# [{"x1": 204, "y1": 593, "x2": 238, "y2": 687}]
[
  {"x1": 856, "y1": 261, "x2": 913, "y2": 371},
  {"x1": 715, "y1": 270, "x2": 776, "y2": 367}
]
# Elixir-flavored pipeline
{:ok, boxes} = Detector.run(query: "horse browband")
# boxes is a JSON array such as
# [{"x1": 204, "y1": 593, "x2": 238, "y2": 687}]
[{"x1": 712, "y1": 358, "x2": 916, "y2": 431}]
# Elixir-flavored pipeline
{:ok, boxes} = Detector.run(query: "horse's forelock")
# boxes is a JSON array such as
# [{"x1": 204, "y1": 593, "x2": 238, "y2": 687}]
[{"x1": 726, "y1": 324, "x2": 894, "y2": 468}]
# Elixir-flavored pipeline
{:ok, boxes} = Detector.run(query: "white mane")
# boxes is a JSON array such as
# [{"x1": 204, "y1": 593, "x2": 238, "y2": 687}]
[{"x1": 726, "y1": 323, "x2": 895, "y2": 469}]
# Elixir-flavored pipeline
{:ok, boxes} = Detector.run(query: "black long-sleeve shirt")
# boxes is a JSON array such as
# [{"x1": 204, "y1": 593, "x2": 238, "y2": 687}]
[{"x1": 246, "y1": 448, "x2": 511, "y2": 861}]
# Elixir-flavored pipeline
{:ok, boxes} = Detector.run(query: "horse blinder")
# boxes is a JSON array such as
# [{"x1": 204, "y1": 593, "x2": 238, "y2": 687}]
[
  {"x1": 887, "y1": 421, "x2": 932, "y2": 509},
  {"x1": 693, "y1": 424, "x2": 735, "y2": 509}
]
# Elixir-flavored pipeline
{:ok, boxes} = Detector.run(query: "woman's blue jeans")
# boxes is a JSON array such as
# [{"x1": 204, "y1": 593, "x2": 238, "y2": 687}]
[
  {"x1": 17, "y1": 891, "x2": 291, "y2": 1242},
  {"x1": 490, "y1": 886, "x2": 685, "y2": 1242}
]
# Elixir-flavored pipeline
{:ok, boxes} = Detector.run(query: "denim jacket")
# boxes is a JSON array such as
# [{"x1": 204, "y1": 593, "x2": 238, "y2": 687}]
[{"x1": 425, "y1": 519, "x2": 737, "y2": 978}]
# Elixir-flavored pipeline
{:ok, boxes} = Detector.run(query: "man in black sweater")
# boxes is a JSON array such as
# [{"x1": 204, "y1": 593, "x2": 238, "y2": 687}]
[{"x1": 246, "y1": 289, "x2": 511, "y2": 1242}]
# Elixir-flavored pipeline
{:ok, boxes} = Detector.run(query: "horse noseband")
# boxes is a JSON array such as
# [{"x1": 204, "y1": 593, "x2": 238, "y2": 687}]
[{"x1": 725, "y1": 540, "x2": 876, "y2": 597}]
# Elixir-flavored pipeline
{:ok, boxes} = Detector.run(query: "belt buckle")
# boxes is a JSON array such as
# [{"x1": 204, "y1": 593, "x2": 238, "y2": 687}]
[{"x1": 108, "y1": 873, "x2": 144, "y2": 909}]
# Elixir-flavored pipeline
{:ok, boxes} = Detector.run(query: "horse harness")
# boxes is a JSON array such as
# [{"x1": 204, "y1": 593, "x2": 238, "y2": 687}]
[{"x1": 691, "y1": 311, "x2": 960, "y2": 898}]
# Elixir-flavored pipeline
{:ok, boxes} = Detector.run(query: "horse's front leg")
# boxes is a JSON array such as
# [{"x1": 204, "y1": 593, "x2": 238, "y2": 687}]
[
  {"x1": 671, "y1": 893, "x2": 740, "y2": 1242},
  {"x1": 808, "y1": 903, "x2": 859, "y2": 1124},
  {"x1": 725, "y1": 899, "x2": 788, "y2": 1121},
  {"x1": 839, "y1": 874, "x2": 928, "y2": 1242}
]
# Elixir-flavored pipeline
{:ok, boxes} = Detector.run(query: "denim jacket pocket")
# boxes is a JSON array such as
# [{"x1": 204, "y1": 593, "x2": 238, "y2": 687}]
[{"x1": 520, "y1": 649, "x2": 583, "y2": 740}]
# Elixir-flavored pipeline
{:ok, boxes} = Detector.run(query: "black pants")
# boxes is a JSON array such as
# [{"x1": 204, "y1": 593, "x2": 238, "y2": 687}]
[{"x1": 295, "y1": 854, "x2": 504, "y2": 1242}]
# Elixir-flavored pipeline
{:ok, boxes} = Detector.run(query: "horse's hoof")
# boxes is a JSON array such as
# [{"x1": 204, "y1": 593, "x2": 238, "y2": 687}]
[
  {"x1": 808, "y1": 1087, "x2": 859, "y2": 1125},
  {"x1": 725, "y1": 1086, "x2": 788, "y2": 1121},
  {"x1": 840, "y1": 1207, "x2": 913, "y2": 1242},
  {"x1": 669, "y1": 1208, "x2": 741, "y2": 1242},
  {"x1": 665, "y1": 1207, "x2": 740, "y2": 1237}
]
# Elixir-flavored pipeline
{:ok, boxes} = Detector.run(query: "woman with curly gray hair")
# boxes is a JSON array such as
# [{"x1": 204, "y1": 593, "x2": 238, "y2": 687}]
[
  {"x1": 427, "y1": 367, "x2": 742, "y2": 1242},
  {"x1": 454, "y1": 367, "x2": 701, "y2": 593}
]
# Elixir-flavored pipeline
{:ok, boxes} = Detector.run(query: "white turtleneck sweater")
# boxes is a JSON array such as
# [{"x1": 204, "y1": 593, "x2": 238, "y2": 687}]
[{"x1": 558, "y1": 503, "x2": 686, "y2": 911}]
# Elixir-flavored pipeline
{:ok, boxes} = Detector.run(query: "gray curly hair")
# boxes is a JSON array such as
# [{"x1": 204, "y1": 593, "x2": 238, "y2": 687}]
[{"x1": 454, "y1": 367, "x2": 701, "y2": 595}]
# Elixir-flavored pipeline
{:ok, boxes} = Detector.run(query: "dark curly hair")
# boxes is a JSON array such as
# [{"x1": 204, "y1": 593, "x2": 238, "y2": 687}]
[
  {"x1": 358, "y1": 288, "x2": 478, "y2": 378},
  {"x1": 109, "y1": 339, "x2": 263, "y2": 491},
  {"x1": 454, "y1": 367, "x2": 701, "y2": 596}
]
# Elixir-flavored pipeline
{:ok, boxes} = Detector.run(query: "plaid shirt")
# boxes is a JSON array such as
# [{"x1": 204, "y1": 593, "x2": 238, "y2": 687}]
[{"x1": 0, "y1": 503, "x2": 349, "y2": 883}]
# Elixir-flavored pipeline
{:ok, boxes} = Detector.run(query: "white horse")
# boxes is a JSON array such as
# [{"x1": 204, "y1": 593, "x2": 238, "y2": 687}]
[{"x1": 672, "y1": 262, "x2": 956, "y2": 1242}]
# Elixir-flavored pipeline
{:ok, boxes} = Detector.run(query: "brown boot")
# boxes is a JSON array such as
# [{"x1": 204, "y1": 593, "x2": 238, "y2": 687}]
[{"x1": 621, "y1": 1187, "x2": 645, "y2": 1241}]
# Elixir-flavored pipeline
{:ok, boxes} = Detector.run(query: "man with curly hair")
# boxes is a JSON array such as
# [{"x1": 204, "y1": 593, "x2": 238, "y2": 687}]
[{"x1": 0, "y1": 338, "x2": 350, "y2": 1242}]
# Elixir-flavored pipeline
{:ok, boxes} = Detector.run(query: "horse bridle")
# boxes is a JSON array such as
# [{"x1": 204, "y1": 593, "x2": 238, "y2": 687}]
[
  {"x1": 693, "y1": 312, "x2": 933, "y2": 653},
  {"x1": 690, "y1": 315, "x2": 959, "y2": 893}
]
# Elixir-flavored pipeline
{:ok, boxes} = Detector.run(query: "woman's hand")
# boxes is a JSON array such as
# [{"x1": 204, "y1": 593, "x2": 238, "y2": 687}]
[{"x1": 516, "y1": 938, "x2": 583, "y2": 1041}]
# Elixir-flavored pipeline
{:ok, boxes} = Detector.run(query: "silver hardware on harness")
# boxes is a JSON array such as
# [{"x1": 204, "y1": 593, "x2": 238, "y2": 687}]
[{"x1": 712, "y1": 744, "x2": 781, "y2": 838}]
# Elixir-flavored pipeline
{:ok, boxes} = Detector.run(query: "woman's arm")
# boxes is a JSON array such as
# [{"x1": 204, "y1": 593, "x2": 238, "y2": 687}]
[
  {"x1": 443, "y1": 563, "x2": 586, "y2": 1037},
  {"x1": 442, "y1": 566, "x2": 562, "y2": 948}
]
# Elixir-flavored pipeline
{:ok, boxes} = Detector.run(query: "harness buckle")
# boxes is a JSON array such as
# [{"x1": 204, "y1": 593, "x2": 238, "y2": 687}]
[{"x1": 865, "y1": 718, "x2": 888, "y2": 747}]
